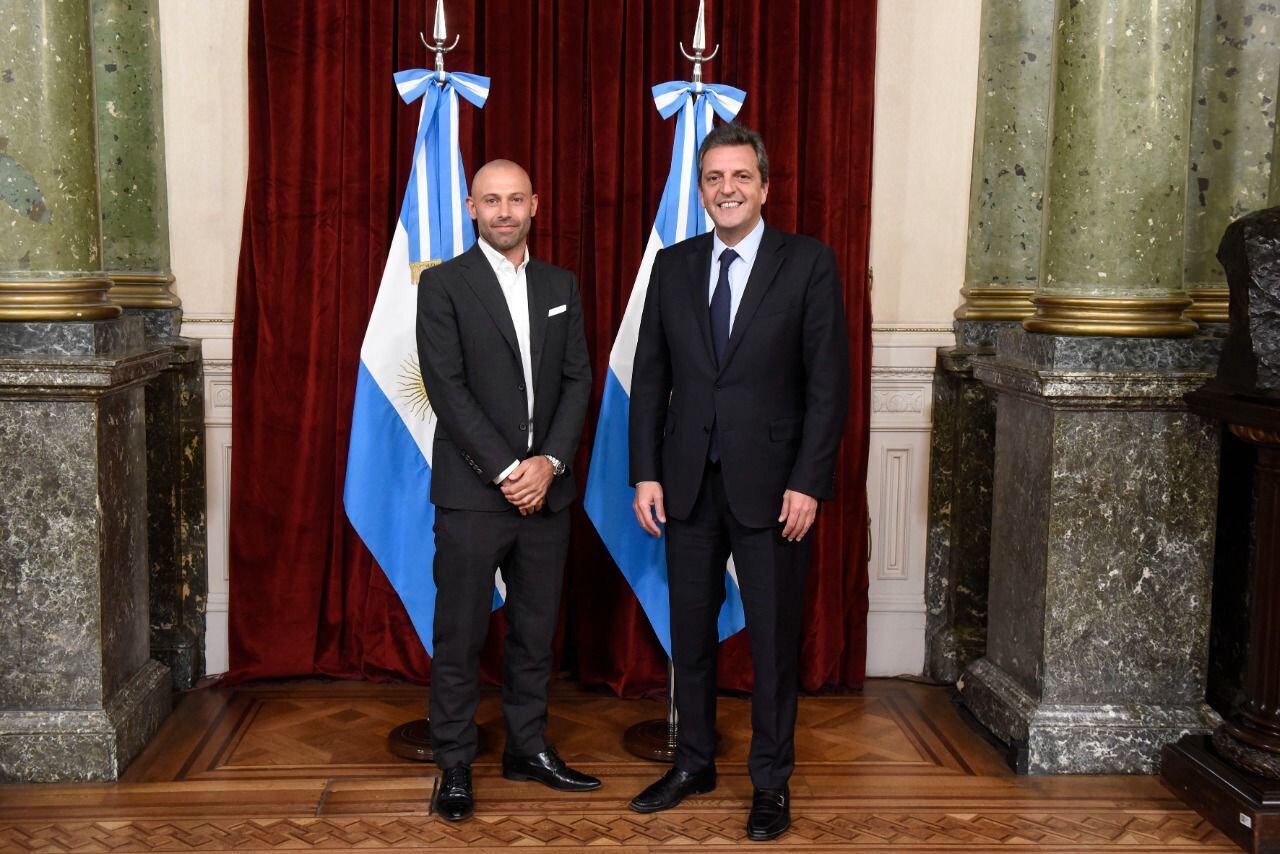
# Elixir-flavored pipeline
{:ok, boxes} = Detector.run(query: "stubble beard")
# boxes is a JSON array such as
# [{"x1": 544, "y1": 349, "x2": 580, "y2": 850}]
[{"x1": 481, "y1": 220, "x2": 529, "y2": 253}]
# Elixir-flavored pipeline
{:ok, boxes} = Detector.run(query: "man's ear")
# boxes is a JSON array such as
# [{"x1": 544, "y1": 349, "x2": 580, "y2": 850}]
[
  {"x1": 465, "y1": 197, "x2": 478, "y2": 219},
  {"x1": 529, "y1": 193, "x2": 539, "y2": 218}
]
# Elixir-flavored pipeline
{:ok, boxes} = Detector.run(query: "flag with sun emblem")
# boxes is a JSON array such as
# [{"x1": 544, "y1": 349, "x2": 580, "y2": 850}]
[{"x1": 344, "y1": 64, "x2": 495, "y2": 657}]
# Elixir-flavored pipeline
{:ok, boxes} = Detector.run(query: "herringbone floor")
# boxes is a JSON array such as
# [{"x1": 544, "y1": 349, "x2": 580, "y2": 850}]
[{"x1": 0, "y1": 679, "x2": 1234, "y2": 852}]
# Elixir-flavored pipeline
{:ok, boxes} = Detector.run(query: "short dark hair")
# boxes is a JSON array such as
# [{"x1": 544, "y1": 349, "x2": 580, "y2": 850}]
[{"x1": 697, "y1": 123, "x2": 770, "y2": 184}]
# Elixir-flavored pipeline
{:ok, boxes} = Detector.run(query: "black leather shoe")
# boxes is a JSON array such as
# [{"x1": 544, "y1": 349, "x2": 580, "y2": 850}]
[
  {"x1": 628, "y1": 766, "x2": 717, "y2": 813},
  {"x1": 434, "y1": 765, "x2": 474, "y2": 821},
  {"x1": 502, "y1": 746, "x2": 602, "y2": 792},
  {"x1": 747, "y1": 785, "x2": 790, "y2": 841}
]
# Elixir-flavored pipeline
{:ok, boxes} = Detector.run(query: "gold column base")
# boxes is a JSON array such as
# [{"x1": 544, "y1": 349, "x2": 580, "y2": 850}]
[
  {"x1": 107, "y1": 272, "x2": 181, "y2": 309},
  {"x1": 0, "y1": 277, "x2": 121, "y2": 321},
  {"x1": 1022, "y1": 294, "x2": 1198, "y2": 337},
  {"x1": 954, "y1": 285, "x2": 1036, "y2": 321},
  {"x1": 1186, "y1": 287, "x2": 1230, "y2": 325}
]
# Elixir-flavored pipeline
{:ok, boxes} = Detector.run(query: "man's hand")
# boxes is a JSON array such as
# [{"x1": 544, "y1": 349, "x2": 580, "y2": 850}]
[
  {"x1": 778, "y1": 489, "x2": 818, "y2": 541},
  {"x1": 633, "y1": 481, "x2": 666, "y2": 537},
  {"x1": 502, "y1": 457, "x2": 554, "y2": 515}
]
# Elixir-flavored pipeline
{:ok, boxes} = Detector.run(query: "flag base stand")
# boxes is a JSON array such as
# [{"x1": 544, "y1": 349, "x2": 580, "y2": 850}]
[
  {"x1": 387, "y1": 718, "x2": 490, "y2": 763},
  {"x1": 622, "y1": 661, "x2": 717, "y2": 762},
  {"x1": 624, "y1": 718, "x2": 678, "y2": 762}
]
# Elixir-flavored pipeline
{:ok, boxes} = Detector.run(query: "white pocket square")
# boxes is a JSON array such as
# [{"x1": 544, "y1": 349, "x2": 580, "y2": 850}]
[{"x1": 548, "y1": 304, "x2": 567, "y2": 317}]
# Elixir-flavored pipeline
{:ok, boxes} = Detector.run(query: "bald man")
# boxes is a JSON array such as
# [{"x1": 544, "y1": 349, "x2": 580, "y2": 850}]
[{"x1": 416, "y1": 160, "x2": 596, "y2": 821}]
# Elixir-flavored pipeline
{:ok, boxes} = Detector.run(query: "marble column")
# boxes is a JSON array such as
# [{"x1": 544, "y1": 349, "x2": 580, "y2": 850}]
[
  {"x1": 1024, "y1": 0, "x2": 1199, "y2": 336},
  {"x1": 1182, "y1": 1, "x2": 1280, "y2": 326},
  {"x1": 924, "y1": 0, "x2": 1053, "y2": 682},
  {"x1": 92, "y1": 0, "x2": 180, "y2": 320},
  {"x1": 91, "y1": 0, "x2": 207, "y2": 691},
  {"x1": 959, "y1": 0, "x2": 1223, "y2": 773},
  {"x1": 0, "y1": 0, "x2": 117, "y2": 320},
  {"x1": 0, "y1": 0, "x2": 171, "y2": 781},
  {"x1": 953, "y1": 0, "x2": 1054, "y2": 332}
]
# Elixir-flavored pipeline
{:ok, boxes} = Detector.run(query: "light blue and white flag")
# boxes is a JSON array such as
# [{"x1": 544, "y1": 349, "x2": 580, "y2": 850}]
[
  {"x1": 584, "y1": 79, "x2": 749, "y2": 657},
  {"x1": 344, "y1": 66, "x2": 495, "y2": 657}
]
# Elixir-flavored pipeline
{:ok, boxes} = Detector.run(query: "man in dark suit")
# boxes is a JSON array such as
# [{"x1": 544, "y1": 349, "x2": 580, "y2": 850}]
[
  {"x1": 416, "y1": 159, "x2": 598, "y2": 822},
  {"x1": 627, "y1": 125, "x2": 850, "y2": 840}
]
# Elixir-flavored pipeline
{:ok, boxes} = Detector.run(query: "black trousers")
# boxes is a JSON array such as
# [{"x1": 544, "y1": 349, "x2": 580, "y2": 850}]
[
  {"x1": 429, "y1": 504, "x2": 570, "y2": 770},
  {"x1": 666, "y1": 464, "x2": 811, "y2": 789}
]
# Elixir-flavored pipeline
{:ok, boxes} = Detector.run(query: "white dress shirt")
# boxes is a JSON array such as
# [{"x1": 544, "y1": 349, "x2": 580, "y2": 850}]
[
  {"x1": 476, "y1": 238, "x2": 534, "y2": 484},
  {"x1": 708, "y1": 217, "x2": 766, "y2": 332}
]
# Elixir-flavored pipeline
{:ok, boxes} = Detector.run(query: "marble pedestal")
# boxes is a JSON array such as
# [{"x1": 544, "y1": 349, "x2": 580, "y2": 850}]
[
  {"x1": 957, "y1": 329, "x2": 1222, "y2": 774},
  {"x1": 923, "y1": 320, "x2": 1012, "y2": 682},
  {"x1": 0, "y1": 318, "x2": 172, "y2": 781},
  {"x1": 129, "y1": 308, "x2": 208, "y2": 691}
]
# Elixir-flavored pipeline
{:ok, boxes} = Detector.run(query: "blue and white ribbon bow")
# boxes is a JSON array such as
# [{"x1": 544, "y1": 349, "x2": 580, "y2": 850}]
[{"x1": 393, "y1": 69, "x2": 491, "y2": 264}]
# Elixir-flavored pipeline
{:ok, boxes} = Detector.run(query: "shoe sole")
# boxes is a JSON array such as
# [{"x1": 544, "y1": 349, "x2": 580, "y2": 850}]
[
  {"x1": 435, "y1": 803, "x2": 474, "y2": 822},
  {"x1": 747, "y1": 821, "x2": 790, "y2": 841},
  {"x1": 627, "y1": 781, "x2": 717, "y2": 814},
  {"x1": 502, "y1": 769, "x2": 602, "y2": 791}
]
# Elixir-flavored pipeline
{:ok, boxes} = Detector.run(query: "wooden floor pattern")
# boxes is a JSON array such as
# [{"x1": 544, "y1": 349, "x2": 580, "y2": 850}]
[{"x1": 0, "y1": 679, "x2": 1235, "y2": 852}]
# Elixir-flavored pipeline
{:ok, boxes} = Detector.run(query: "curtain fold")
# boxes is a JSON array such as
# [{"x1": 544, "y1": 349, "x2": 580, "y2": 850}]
[{"x1": 229, "y1": 0, "x2": 876, "y2": 696}]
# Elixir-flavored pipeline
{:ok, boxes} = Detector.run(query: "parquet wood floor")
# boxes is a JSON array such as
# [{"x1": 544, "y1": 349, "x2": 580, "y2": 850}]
[{"x1": 0, "y1": 679, "x2": 1234, "y2": 852}]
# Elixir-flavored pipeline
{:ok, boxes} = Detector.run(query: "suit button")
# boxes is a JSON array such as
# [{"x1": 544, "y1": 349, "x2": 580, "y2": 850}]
[
  {"x1": 519, "y1": 421, "x2": 527, "y2": 431},
  {"x1": 518, "y1": 383, "x2": 525, "y2": 391}
]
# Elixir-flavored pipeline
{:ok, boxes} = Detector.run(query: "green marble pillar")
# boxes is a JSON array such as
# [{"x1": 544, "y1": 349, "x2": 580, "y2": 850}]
[
  {"x1": 0, "y1": 0, "x2": 117, "y2": 320},
  {"x1": 926, "y1": 0, "x2": 1056, "y2": 684},
  {"x1": 91, "y1": 0, "x2": 179, "y2": 313},
  {"x1": 956, "y1": 0, "x2": 1054, "y2": 325},
  {"x1": 90, "y1": 0, "x2": 206, "y2": 691},
  {"x1": 1026, "y1": 0, "x2": 1199, "y2": 336},
  {"x1": 1183, "y1": 1, "x2": 1280, "y2": 324}
]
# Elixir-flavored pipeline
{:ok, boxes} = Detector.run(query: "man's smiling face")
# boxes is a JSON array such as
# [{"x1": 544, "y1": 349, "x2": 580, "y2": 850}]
[{"x1": 698, "y1": 143, "x2": 769, "y2": 243}]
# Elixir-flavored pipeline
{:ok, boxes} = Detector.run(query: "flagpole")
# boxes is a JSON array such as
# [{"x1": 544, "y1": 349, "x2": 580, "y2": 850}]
[
  {"x1": 385, "y1": 0, "x2": 487, "y2": 764},
  {"x1": 623, "y1": 0, "x2": 722, "y2": 763}
]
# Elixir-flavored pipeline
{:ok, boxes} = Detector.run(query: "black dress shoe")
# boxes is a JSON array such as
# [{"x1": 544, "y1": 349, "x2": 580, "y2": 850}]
[
  {"x1": 628, "y1": 766, "x2": 717, "y2": 813},
  {"x1": 502, "y1": 746, "x2": 602, "y2": 791},
  {"x1": 747, "y1": 785, "x2": 790, "y2": 841},
  {"x1": 434, "y1": 765, "x2": 474, "y2": 822}
]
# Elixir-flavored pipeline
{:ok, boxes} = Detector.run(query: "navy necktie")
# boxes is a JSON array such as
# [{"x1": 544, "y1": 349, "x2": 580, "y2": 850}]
[
  {"x1": 709, "y1": 248, "x2": 738, "y2": 366},
  {"x1": 708, "y1": 248, "x2": 737, "y2": 463}
]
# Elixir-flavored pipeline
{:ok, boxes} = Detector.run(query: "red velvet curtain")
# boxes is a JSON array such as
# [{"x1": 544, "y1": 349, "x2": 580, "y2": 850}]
[{"x1": 229, "y1": 0, "x2": 875, "y2": 696}]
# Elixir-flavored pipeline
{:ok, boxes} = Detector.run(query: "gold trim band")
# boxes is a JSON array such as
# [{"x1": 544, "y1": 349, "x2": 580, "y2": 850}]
[
  {"x1": 954, "y1": 285, "x2": 1036, "y2": 321},
  {"x1": 0, "y1": 277, "x2": 121, "y2": 321},
  {"x1": 1022, "y1": 294, "x2": 1198, "y2": 337},
  {"x1": 107, "y1": 271, "x2": 181, "y2": 309},
  {"x1": 1229, "y1": 424, "x2": 1280, "y2": 447},
  {"x1": 1185, "y1": 286, "x2": 1229, "y2": 324}
]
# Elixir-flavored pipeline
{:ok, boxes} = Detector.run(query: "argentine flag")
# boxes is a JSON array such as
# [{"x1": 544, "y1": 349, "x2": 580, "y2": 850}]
[
  {"x1": 344, "y1": 66, "x2": 495, "y2": 657},
  {"x1": 584, "y1": 79, "x2": 749, "y2": 657}
]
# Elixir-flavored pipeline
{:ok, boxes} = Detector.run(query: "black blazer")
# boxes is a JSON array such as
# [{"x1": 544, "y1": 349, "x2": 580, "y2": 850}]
[
  {"x1": 629, "y1": 226, "x2": 850, "y2": 528},
  {"x1": 417, "y1": 243, "x2": 591, "y2": 512}
]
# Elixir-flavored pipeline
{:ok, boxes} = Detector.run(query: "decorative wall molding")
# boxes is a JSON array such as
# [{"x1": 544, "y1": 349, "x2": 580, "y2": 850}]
[{"x1": 865, "y1": 325, "x2": 952, "y2": 677}]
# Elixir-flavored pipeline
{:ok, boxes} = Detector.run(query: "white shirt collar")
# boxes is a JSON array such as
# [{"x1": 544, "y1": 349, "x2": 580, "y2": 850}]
[
  {"x1": 711, "y1": 217, "x2": 766, "y2": 267},
  {"x1": 477, "y1": 236, "x2": 530, "y2": 275}
]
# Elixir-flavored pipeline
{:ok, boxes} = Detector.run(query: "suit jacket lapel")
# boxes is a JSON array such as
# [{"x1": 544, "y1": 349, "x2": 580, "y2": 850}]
[
  {"x1": 719, "y1": 226, "x2": 785, "y2": 374},
  {"x1": 686, "y1": 235, "x2": 716, "y2": 369},
  {"x1": 526, "y1": 261, "x2": 549, "y2": 388},
  {"x1": 457, "y1": 243, "x2": 520, "y2": 360}
]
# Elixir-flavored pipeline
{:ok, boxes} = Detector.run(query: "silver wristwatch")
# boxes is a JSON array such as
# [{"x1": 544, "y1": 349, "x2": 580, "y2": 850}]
[{"x1": 543, "y1": 454, "x2": 566, "y2": 477}]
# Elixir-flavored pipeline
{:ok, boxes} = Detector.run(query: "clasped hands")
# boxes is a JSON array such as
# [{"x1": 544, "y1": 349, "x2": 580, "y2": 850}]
[
  {"x1": 502, "y1": 456, "x2": 554, "y2": 515},
  {"x1": 632, "y1": 481, "x2": 818, "y2": 542}
]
